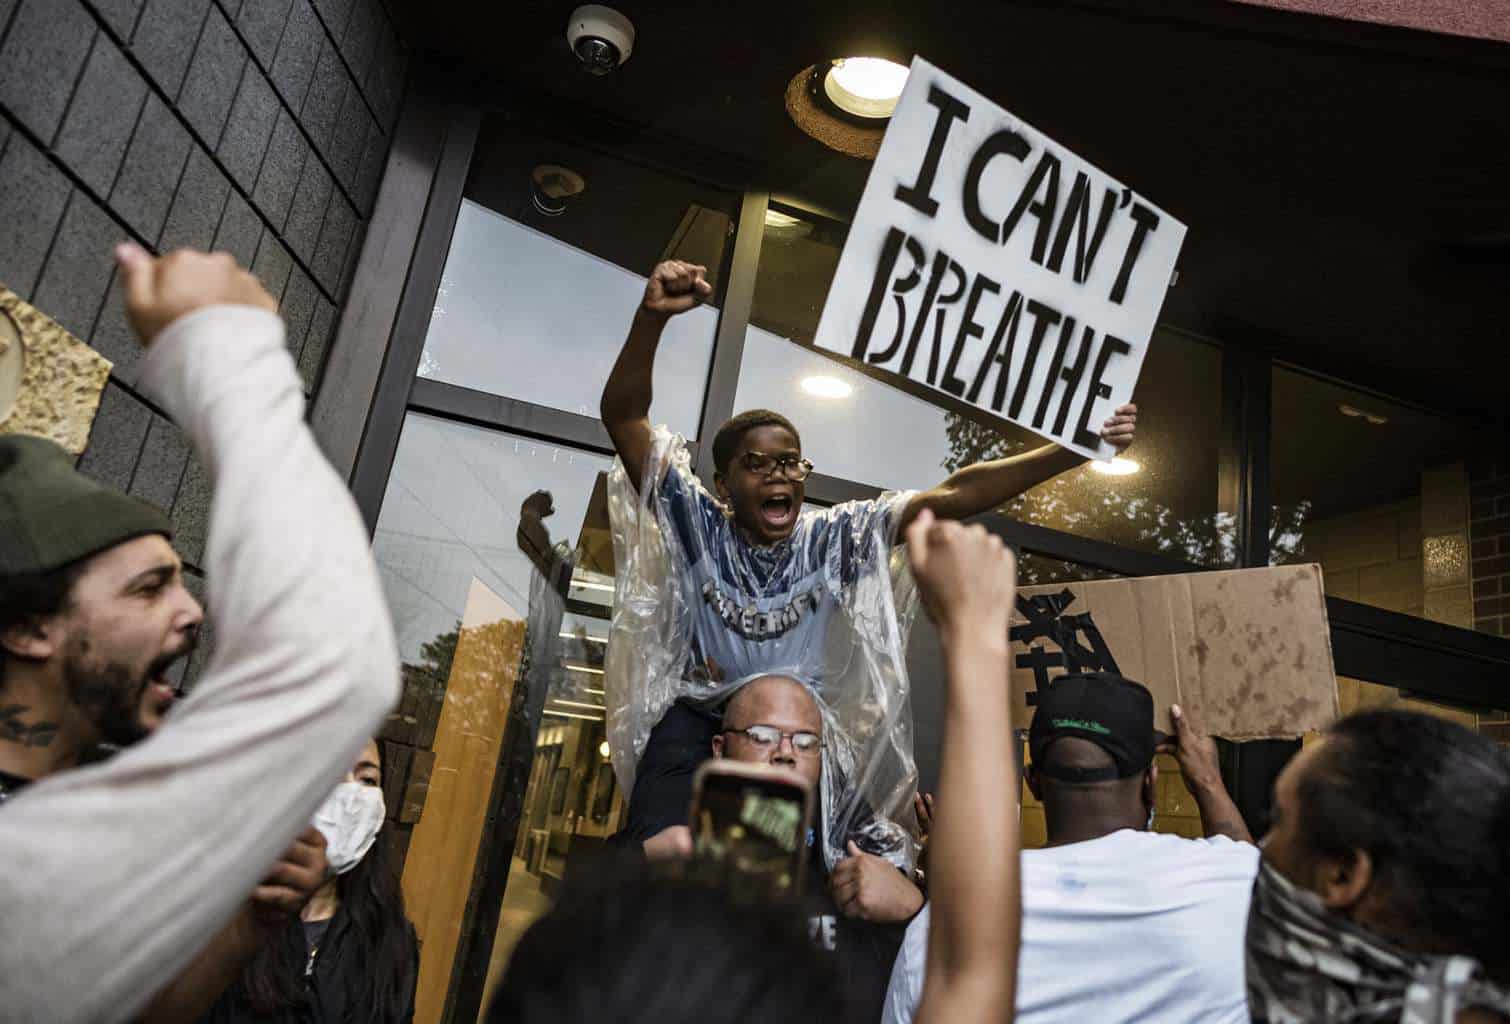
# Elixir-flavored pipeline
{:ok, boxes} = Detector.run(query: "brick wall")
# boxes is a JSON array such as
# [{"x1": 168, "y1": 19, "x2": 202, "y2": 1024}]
[
  {"x1": 1470, "y1": 456, "x2": 1510, "y2": 636},
  {"x1": 0, "y1": 0, "x2": 406, "y2": 687}
]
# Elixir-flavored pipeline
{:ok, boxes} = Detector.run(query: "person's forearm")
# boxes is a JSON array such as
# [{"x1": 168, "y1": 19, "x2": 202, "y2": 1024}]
[
  {"x1": 0, "y1": 308, "x2": 399, "y2": 1023},
  {"x1": 1189, "y1": 777, "x2": 1253, "y2": 844},
  {"x1": 138, "y1": 908, "x2": 263, "y2": 1022},
  {"x1": 600, "y1": 310, "x2": 667, "y2": 492},
  {"x1": 905, "y1": 443, "x2": 1085, "y2": 528},
  {"x1": 600, "y1": 310, "x2": 666, "y2": 423},
  {"x1": 918, "y1": 629, "x2": 1019, "y2": 1024}
]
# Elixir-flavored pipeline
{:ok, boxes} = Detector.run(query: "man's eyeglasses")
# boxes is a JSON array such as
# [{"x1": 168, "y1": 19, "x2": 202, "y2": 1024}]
[
  {"x1": 738, "y1": 452, "x2": 815, "y2": 481},
  {"x1": 723, "y1": 724, "x2": 822, "y2": 756}
]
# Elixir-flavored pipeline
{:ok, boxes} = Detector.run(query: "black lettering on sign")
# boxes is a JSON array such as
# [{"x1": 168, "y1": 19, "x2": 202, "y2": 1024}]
[
  {"x1": 1032, "y1": 314, "x2": 1077, "y2": 431},
  {"x1": 1010, "y1": 590, "x2": 1122, "y2": 698},
  {"x1": 894, "y1": 84, "x2": 971, "y2": 218},
  {"x1": 968, "y1": 289, "x2": 1023, "y2": 410},
  {"x1": 1017, "y1": 645, "x2": 1064, "y2": 702},
  {"x1": 856, "y1": 228, "x2": 927, "y2": 365},
  {"x1": 962, "y1": 128, "x2": 1031, "y2": 243},
  {"x1": 1007, "y1": 299, "x2": 1062, "y2": 419},
  {"x1": 942, "y1": 272, "x2": 1001, "y2": 397},
  {"x1": 998, "y1": 150, "x2": 1061, "y2": 264},
  {"x1": 1109, "y1": 199, "x2": 1160, "y2": 304},
  {"x1": 925, "y1": 259, "x2": 969, "y2": 386},
  {"x1": 898, "y1": 248, "x2": 954, "y2": 377},
  {"x1": 1053, "y1": 323, "x2": 1095, "y2": 435},
  {"x1": 1072, "y1": 333, "x2": 1131, "y2": 450},
  {"x1": 1045, "y1": 174, "x2": 1118, "y2": 284}
]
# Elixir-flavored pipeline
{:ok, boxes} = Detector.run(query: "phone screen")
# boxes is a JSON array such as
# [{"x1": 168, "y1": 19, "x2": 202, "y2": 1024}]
[{"x1": 689, "y1": 764, "x2": 812, "y2": 899}]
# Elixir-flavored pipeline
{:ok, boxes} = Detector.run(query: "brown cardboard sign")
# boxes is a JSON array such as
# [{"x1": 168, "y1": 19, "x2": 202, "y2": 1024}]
[
  {"x1": 0, "y1": 284, "x2": 112, "y2": 454},
  {"x1": 1011, "y1": 564, "x2": 1338, "y2": 740}
]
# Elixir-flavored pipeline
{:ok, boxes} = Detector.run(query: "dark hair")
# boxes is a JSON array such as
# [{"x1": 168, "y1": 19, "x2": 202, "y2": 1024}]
[
  {"x1": 711, "y1": 409, "x2": 801, "y2": 475},
  {"x1": 238, "y1": 757, "x2": 416, "y2": 1022},
  {"x1": 1297, "y1": 709, "x2": 1510, "y2": 967},
  {"x1": 0, "y1": 561, "x2": 85, "y2": 674},
  {"x1": 488, "y1": 859, "x2": 850, "y2": 1023}
]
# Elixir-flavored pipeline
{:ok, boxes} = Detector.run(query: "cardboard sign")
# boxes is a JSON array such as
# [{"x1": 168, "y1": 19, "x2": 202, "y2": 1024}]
[
  {"x1": 0, "y1": 284, "x2": 112, "y2": 454},
  {"x1": 813, "y1": 57, "x2": 1186, "y2": 459},
  {"x1": 1010, "y1": 564, "x2": 1338, "y2": 740}
]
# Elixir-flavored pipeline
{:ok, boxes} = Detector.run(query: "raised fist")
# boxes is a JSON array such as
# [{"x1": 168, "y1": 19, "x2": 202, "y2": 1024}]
[
  {"x1": 116, "y1": 243, "x2": 277, "y2": 345},
  {"x1": 906, "y1": 509, "x2": 1017, "y2": 636},
  {"x1": 641, "y1": 259, "x2": 712, "y2": 318}
]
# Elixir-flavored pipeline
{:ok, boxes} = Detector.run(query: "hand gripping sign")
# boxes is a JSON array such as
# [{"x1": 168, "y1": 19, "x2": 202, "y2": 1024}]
[{"x1": 813, "y1": 57, "x2": 1186, "y2": 460}]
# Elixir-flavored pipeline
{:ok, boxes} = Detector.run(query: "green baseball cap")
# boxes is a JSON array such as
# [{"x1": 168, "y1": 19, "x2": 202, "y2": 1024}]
[{"x1": 0, "y1": 435, "x2": 172, "y2": 575}]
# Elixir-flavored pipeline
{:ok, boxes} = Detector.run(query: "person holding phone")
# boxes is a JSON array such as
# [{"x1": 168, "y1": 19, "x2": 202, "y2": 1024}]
[{"x1": 650, "y1": 672, "x2": 923, "y2": 1022}]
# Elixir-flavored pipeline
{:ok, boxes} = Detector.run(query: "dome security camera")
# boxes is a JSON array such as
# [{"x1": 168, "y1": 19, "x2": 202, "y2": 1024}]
[{"x1": 566, "y1": 5, "x2": 635, "y2": 76}]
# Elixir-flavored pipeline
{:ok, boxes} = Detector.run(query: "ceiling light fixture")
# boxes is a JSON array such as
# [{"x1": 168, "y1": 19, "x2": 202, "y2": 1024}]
[
  {"x1": 763, "y1": 206, "x2": 814, "y2": 239},
  {"x1": 551, "y1": 698, "x2": 606, "y2": 712},
  {"x1": 1090, "y1": 457, "x2": 1141, "y2": 476},
  {"x1": 800, "y1": 375, "x2": 853, "y2": 399},
  {"x1": 823, "y1": 57, "x2": 910, "y2": 119},
  {"x1": 1338, "y1": 403, "x2": 1389, "y2": 425},
  {"x1": 530, "y1": 164, "x2": 585, "y2": 217}
]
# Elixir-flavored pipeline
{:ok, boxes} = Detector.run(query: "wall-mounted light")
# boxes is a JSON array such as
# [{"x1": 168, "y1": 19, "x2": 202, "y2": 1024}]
[
  {"x1": 1090, "y1": 457, "x2": 1140, "y2": 476},
  {"x1": 599, "y1": 740, "x2": 611, "y2": 759},
  {"x1": 800, "y1": 375, "x2": 853, "y2": 399}
]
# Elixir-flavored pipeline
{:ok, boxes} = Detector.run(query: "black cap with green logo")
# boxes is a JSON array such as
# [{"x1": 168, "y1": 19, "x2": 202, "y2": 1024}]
[{"x1": 1028, "y1": 671, "x2": 1158, "y2": 782}]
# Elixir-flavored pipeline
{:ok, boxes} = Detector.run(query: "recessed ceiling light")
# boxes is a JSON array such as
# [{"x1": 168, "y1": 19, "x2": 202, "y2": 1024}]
[
  {"x1": 1090, "y1": 457, "x2": 1140, "y2": 476},
  {"x1": 823, "y1": 57, "x2": 910, "y2": 119},
  {"x1": 800, "y1": 375, "x2": 853, "y2": 399}
]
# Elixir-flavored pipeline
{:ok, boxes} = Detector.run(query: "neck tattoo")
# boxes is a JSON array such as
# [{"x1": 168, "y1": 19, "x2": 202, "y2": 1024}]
[{"x1": 0, "y1": 705, "x2": 59, "y2": 748}]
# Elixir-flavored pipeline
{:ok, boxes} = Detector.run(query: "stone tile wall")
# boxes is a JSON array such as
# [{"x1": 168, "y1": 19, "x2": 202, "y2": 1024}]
[{"x1": 0, "y1": 0, "x2": 406, "y2": 689}]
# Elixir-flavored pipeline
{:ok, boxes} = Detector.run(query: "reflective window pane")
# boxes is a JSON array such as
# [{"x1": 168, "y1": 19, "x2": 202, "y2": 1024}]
[
  {"x1": 374, "y1": 413, "x2": 611, "y2": 658},
  {"x1": 1271, "y1": 368, "x2": 1483, "y2": 632},
  {"x1": 1016, "y1": 552, "x2": 1119, "y2": 587},
  {"x1": 371, "y1": 414, "x2": 626, "y2": 1019},
  {"x1": 419, "y1": 125, "x2": 737, "y2": 436},
  {"x1": 738, "y1": 206, "x2": 1231, "y2": 566}
]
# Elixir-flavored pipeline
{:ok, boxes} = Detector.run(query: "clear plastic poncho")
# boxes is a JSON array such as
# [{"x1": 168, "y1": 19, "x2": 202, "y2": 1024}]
[{"x1": 605, "y1": 426, "x2": 922, "y2": 872}]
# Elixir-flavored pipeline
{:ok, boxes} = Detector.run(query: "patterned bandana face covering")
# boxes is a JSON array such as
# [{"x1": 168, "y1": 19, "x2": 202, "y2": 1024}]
[{"x1": 1246, "y1": 860, "x2": 1510, "y2": 1024}]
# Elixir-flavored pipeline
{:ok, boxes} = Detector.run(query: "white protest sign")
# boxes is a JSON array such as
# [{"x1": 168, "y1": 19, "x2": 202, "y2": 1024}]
[{"x1": 813, "y1": 57, "x2": 1186, "y2": 460}]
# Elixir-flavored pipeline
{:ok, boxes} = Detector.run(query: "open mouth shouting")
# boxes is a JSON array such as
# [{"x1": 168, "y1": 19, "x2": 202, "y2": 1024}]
[
  {"x1": 141, "y1": 644, "x2": 194, "y2": 725},
  {"x1": 758, "y1": 492, "x2": 797, "y2": 533}
]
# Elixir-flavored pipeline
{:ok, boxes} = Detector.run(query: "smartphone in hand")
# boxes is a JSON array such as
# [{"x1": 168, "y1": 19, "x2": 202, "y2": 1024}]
[{"x1": 687, "y1": 760, "x2": 814, "y2": 899}]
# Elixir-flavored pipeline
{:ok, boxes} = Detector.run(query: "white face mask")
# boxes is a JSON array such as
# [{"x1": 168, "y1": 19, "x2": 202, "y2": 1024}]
[{"x1": 313, "y1": 781, "x2": 386, "y2": 875}]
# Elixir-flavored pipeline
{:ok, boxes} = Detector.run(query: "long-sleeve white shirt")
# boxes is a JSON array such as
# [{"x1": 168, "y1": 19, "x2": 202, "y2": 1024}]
[{"x1": 0, "y1": 307, "x2": 400, "y2": 1023}]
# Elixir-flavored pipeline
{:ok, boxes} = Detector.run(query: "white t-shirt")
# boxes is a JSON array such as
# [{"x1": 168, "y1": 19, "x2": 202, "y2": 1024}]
[{"x1": 881, "y1": 829, "x2": 1260, "y2": 1024}]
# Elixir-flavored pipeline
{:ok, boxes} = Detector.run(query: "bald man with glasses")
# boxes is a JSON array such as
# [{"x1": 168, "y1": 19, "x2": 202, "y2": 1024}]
[{"x1": 643, "y1": 673, "x2": 924, "y2": 1022}]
